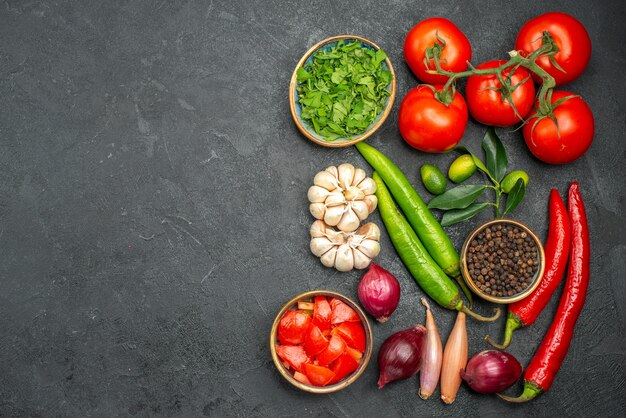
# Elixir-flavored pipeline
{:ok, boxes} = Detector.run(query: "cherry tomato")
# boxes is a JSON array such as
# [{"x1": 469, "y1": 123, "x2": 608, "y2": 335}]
[
  {"x1": 398, "y1": 85, "x2": 468, "y2": 152},
  {"x1": 275, "y1": 344, "x2": 309, "y2": 373},
  {"x1": 316, "y1": 334, "x2": 347, "y2": 366},
  {"x1": 303, "y1": 324, "x2": 329, "y2": 358},
  {"x1": 331, "y1": 321, "x2": 366, "y2": 352},
  {"x1": 303, "y1": 363, "x2": 336, "y2": 387},
  {"x1": 465, "y1": 60, "x2": 536, "y2": 126},
  {"x1": 404, "y1": 17, "x2": 472, "y2": 84},
  {"x1": 329, "y1": 353, "x2": 360, "y2": 384},
  {"x1": 277, "y1": 309, "x2": 311, "y2": 345},
  {"x1": 522, "y1": 91, "x2": 594, "y2": 164},
  {"x1": 312, "y1": 295, "x2": 332, "y2": 331},
  {"x1": 515, "y1": 12, "x2": 591, "y2": 86},
  {"x1": 329, "y1": 298, "x2": 360, "y2": 324}
]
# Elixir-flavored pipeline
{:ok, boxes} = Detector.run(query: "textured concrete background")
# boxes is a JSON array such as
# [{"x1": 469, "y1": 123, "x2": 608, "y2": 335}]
[{"x1": 0, "y1": 0, "x2": 624, "y2": 416}]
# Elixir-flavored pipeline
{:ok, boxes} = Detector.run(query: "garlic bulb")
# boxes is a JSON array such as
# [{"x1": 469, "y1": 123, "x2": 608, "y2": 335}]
[
  {"x1": 308, "y1": 164, "x2": 378, "y2": 232},
  {"x1": 309, "y1": 220, "x2": 381, "y2": 272}
]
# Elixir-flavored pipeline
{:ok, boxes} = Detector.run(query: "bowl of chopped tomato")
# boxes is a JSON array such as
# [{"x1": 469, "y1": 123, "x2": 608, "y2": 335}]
[{"x1": 270, "y1": 290, "x2": 373, "y2": 393}]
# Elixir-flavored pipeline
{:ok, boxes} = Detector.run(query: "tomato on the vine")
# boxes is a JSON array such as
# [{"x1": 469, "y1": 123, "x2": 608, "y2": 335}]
[
  {"x1": 522, "y1": 91, "x2": 594, "y2": 164},
  {"x1": 515, "y1": 12, "x2": 591, "y2": 86},
  {"x1": 398, "y1": 85, "x2": 468, "y2": 153},
  {"x1": 465, "y1": 60, "x2": 536, "y2": 127},
  {"x1": 404, "y1": 17, "x2": 472, "y2": 85}
]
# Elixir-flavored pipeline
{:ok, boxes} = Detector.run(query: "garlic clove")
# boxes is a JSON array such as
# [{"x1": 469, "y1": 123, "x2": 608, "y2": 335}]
[
  {"x1": 337, "y1": 163, "x2": 355, "y2": 189},
  {"x1": 320, "y1": 246, "x2": 338, "y2": 268},
  {"x1": 310, "y1": 237, "x2": 334, "y2": 257},
  {"x1": 337, "y1": 207, "x2": 360, "y2": 232},
  {"x1": 351, "y1": 200, "x2": 370, "y2": 220},
  {"x1": 358, "y1": 239, "x2": 381, "y2": 258},
  {"x1": 324, "y1": 191, "x2": 346, "y2": 207},
  {"x1": 326, "y1": 228, "x2": 346, "y2": 245},
  {"x1": 309, "y1": 203, "x2": 326, "y2": 220},
  {"x1": 343, "y1": 186, "x2": 365, "y2": 201},
  {"x1": 307, "y1": 185, "x2": 331, "y2": 203},
  {"x1": 363, "y1": 194, "x2": 378, "y2": 213},
  {"x1": 353, "y1": 248, "x2": 372, "y2": 269},
  {"x1": 352, "y1": 168, "x2": 367, "y2": 187},
  {"x1": 334, "y1": 244, "x2": 354, "y2": 272},
  {"x1": 357, "y1": 177, "x2": 377, "y2": 195},
  {"x1": 314, "y1": 170, "x2": 338, "y2": 191},
  {"x1": 357, "y1": 222, "x2": 381, "y2": 241},
  {"x1": 310, "y1": 220, "x2": 328, "y2": 238},
  {"x1": 325, "y1": 165, "x2": 338, "y2": 178},
  {"x1": 324, "y1": 205, "x2": 344, "y2": 226}
]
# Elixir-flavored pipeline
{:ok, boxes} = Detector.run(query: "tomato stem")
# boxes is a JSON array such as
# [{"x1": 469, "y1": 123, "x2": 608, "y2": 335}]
[{"x1": 429, "y1": 32, "x2": 560, "y2": 116}]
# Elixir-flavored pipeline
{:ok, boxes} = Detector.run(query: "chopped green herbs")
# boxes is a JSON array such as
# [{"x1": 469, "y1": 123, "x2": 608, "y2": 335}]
[{"x1": 296, "y1": 40, "x2": 393, "y2": 141}]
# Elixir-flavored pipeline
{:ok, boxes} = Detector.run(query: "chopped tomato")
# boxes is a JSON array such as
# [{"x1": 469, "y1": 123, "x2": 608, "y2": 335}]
[
  {"x1": 329, "y1": 353, "x2": 359, "y2": 384},
  {"x1": 303, "y1": 363, "x2": 336, "y2": 387},
  {"x1": 298, "y1": 301, "x2": 314, "y2": 311},
  {"x1": 312, "y1": 296, "x2": 332, "y2": 331},
  {"x1": 303, "y1": 324, "x2": 329, "y2": 358},
  {"x1": 332, "y1": 321, "x2": 365, "y2": 352},
  {"x1": 330, "y1": 298, "x2": 360, "y2": 324},
  {"x1": 293, "y1": 371, "x2": 312, "y2": 385},
  {"x1": 316, "y1": 334, "x2": 346, "y2": 366},
  {"x1": 345, "y1": 345, "x2": 363, "y2": 361},
  {"x1": 277, "y1": 309, "x2": 311, "y2": 345},
  {"x1": 275, "y1": 344, "x2": 309, "y2": 373}
]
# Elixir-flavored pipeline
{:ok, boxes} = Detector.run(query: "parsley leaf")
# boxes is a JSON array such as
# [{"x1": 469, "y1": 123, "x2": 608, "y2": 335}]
[{"x1": 296, "y1": 40, "x2": 393, "y2": 141}]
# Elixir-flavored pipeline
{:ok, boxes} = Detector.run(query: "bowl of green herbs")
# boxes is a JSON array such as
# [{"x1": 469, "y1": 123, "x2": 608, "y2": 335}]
[{"x1": 289, "y1": 35, "x2": 396, "y2": 148}]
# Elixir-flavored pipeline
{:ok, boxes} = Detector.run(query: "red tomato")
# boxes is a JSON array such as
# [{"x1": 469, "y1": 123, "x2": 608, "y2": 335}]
[
  {"x1": 329, "y1": 298, "x2": 360, "y2": 324},
  {"x1": 345, "y1": 345, "x2": 363, "y2": 362},
  {"x1": 303, "y1": 363, "x2": 336, "y2": 387},
  {"x1": 277, "y1": 310, "x2": 311, "y2": 345},
  {"x1": 522, "y1": 91, "x2": 594, "y2": 164},
  {"x1": 275, "y1": 344, "x2": 309, "y2": 373},
  {"x1": 331, "y1": 321, "x2": 366, "y2": 352},
  {"x1": 316, "y1": 334, "x2": 347, "y2": 366},
  {"x1": 515, "y1": 12, "x2": 591, "y2": 86},
  {"x1": 404, "y1": 17, "x2": 472, "y2": 84},
  {"x1": 465, "y1": 60, "x2": 536, "y2": 126},
  {"x1": 303, "y1": 325, "x2": 329, "y2": 358},
  {"x1": 312, "y1": 296, "x2": 332, "y2": 331},
  {"x1": 293, "y1": 371, "x2": 312, "y2": 386},
  {"x1": 329, "y1": 353, "x2": 360, "y2": 384},
  {"x1": 398, "y1": 85, "x2": 468, "y2": 152}
]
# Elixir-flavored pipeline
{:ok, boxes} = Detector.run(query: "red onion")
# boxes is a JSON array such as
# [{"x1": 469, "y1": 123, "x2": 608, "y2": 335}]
[
  {"x1": 357, "y1": 262, "x2": 401, "y2": 323},
  {"x1": 461, "y1": 350, "x2": 522, "y2": 394},
  {"x1": 378, "y1": 324, "x2": 426, "y2": 388}
]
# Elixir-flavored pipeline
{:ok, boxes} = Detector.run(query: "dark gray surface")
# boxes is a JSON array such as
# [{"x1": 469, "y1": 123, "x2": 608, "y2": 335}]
[{"x1": 1, "y1": 0, "x2": 624, "y2": 416}]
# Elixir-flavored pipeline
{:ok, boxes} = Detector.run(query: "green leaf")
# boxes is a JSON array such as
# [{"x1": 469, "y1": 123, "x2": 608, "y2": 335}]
[
  {"x1": 441, "y1": 202, "x2": 491, "y2": 227},
  {"x1": 428, "y1": 185, "x2": 487, "y2": 210},
  {"x1": 503, "y1": 179, "x2": 526, "y2": 215},
  {"x1": 297, "y1": 67, "x2": 311, "y2": 82},
  {"x1": 481, "y1": 127, "x2": 508, "y2": 182}
]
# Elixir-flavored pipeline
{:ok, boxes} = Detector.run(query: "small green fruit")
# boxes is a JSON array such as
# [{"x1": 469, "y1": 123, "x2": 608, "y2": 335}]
[
  {"x1": 448, "y1": 155, "x2": 477, "y2": 183},
  {"x1": 420, "y1": 164, "x2": 447, "y2": 195},
  {"x1": 501, "y1": 170, "x2": 530, "y2": 193}
]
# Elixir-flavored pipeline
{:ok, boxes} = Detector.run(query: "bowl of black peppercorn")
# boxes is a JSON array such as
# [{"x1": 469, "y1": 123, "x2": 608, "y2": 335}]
[{"x1": 460, "y1": 219, "x2": 546, "y2": 304}]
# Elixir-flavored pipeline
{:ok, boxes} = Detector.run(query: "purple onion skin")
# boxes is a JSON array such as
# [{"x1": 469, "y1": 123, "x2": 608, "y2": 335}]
[
  {"x1": 461, "y1": 350, "x2": 522, "y2": 394},
  {"x1": 378, "y1": 324, "x2": 426, "y2": 388},
  {"x1": 358, "y1": 262, "x2": 401, "y2": 323}
]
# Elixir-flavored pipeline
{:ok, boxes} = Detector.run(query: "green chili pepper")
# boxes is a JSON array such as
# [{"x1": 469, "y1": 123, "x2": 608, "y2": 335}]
[
  {"x1": 355, "y1": 141, "x2": 474, "y2": 305},
  {"x1": 373, "y1": 172, "x2": 500, "y2": 321}
]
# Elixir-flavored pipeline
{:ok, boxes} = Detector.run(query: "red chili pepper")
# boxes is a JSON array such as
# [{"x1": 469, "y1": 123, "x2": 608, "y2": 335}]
[
  {"x1": 499, "y1": 182, "x2": 590, "y2": 402},
  {"x1": 485, "y1": 189, "x2": 571, "y2": 349}
]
